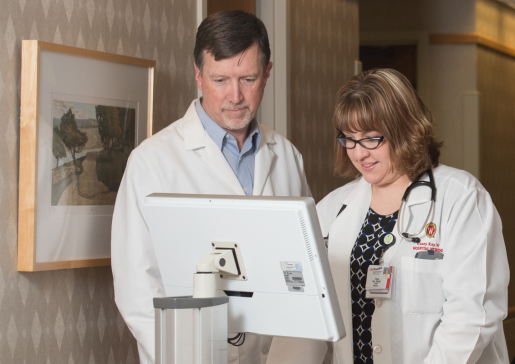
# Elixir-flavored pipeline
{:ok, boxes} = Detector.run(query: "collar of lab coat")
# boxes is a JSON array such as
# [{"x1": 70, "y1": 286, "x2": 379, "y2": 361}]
[
  {"x1": 180, "y1": 100, "x2": 277, "y2": 196},
  {"x1": 330, "y1": 172, "x2": 432, "y2": 263},
  {"x1": 337, "y1": 172, "x2": 432, "y2": 208},
  {"x1": 403, "y1": 170, "x2": 433, "y2": 207}
]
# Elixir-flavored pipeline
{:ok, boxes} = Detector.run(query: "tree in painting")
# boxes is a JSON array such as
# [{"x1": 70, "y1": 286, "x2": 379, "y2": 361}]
[
  {"x1": 96, "y1": 105, "x2": 122, "y2": 162},
  {"x1": 117, "y1": 107, "x2": 136, "y2": 151},
  {"x1": 52, "y1": 126, "x2": 66, "y2": 167},
  {"x1": 59, "y1": 108, "x2": 88, "y2": 165}
]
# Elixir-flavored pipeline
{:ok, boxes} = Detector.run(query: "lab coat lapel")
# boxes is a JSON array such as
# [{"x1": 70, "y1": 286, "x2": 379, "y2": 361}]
[
  {"x1": 253, "y1": 124, "x2": 276, "y2": 196},
  {"x1": 405, "y1": 173, "x2": 432, "y2": 207},
  {"x1": 403, "y1": 173, "x2": 433, "y2": 236},
  {"x1": 201, "y1": 140, "x2": 246, "y2": 195},
  {"x1": 383, "y1": 173, "x2": 433, "y2": 265},
  {"x1": 332, "y1": 178, "x2": 372, "y2": 250},
  {"x1": 328, "y1": 178, "x2": 371, "y2": 362},
  {"x1": 181, "y1": 101, "x2": 245, "y2": 195}
]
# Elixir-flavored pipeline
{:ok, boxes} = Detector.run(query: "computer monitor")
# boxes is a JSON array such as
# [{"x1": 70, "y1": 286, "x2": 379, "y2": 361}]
[{"x1": 144, "y1": 194, "x2": 345, "y2": 342}]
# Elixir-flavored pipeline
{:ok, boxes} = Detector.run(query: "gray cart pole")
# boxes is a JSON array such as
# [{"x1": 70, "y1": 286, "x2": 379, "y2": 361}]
[{"x1": 154, "y1": 296, "x2": 230, "y2": 364}]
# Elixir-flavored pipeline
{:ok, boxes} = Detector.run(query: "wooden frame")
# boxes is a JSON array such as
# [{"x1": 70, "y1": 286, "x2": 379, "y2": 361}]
[{"x1": 18, "y1": 40, "x2": 155, "y2": 271}]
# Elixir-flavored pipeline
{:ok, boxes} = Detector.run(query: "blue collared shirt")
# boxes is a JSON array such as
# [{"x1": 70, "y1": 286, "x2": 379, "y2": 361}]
[{"x1": 196, "y1": 100, "x2": 261, "y2": 195}]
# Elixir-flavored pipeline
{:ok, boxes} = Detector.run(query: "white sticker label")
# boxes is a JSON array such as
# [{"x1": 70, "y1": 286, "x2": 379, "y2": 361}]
[
  {"x1": 281, "y1": 261, "x2": 303, "y2": 272},
  {"x1": 281, "y1": 261, "x2": 305, "y2": 290}
]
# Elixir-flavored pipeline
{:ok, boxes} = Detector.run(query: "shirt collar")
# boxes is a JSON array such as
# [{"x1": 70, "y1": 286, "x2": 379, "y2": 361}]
[
  {"x1": 246, "y1": 119, "x2": 261, "y2": 156},
  {"x1": 195, "y1": 98, "x2": 261, "y2": 155}
]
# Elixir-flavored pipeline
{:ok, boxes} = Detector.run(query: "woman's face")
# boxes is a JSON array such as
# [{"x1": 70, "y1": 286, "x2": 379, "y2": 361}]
[{"x1": 344, "y1": 130, "x2": 399, "y2": 186}]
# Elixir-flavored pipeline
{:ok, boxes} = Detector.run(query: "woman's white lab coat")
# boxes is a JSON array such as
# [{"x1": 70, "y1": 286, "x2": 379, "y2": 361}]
[
  {"x1": 111, "y1": 101, "x2": 311, "y2": 364},
  {"x1": 317, "y1": 164, "x2": 509, "y2": 364}
]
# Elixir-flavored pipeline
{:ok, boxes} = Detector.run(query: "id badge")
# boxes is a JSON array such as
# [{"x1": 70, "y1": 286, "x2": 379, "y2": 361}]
[{"x1": 365, "y1": 265, "x2": 394, "y2": 298}]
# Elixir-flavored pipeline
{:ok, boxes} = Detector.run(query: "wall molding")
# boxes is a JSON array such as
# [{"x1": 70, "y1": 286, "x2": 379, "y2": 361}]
[{"x1": 430, "y1": 32, "x2": 515, "y2": 59}]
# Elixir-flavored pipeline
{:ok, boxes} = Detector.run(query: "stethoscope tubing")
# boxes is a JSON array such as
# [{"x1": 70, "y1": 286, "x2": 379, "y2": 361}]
[{"x1": 396, "y1": 168, "x2": 437, "y2": 243}]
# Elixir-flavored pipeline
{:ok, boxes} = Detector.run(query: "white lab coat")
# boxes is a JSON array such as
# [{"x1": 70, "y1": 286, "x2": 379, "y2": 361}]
[
  {"x1": 111, "y1": 100, "x2": 311, "y2": 364},
  {"x1": 317, "y1": 164, "x2": 510, "y2": 364}
]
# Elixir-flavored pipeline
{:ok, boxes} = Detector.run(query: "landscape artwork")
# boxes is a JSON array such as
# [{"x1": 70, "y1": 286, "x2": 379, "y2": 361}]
[{"x1": 51, "y1": 100, "x2": 136, "y2": 206}]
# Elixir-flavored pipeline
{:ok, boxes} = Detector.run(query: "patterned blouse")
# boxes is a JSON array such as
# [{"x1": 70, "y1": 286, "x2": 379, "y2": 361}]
[{"x1": 350, "y1": 208, "x2": 398, "y2": 364}]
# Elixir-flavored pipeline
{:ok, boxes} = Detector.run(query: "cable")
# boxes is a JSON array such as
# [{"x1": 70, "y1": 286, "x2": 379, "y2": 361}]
[
  {"x1": 228, "y1": 333, "x2": 242, "y2": 342},
  {"x1": 228, "y1": 333, "x2": 246, "y2": 346}
]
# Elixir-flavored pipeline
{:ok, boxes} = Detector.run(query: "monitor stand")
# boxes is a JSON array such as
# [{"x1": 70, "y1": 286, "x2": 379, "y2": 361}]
[{"x1": 154, "y1": 296, "x2": 229, "y2": 364}]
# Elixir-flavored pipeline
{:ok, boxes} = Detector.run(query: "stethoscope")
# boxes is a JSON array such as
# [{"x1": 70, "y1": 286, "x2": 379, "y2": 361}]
[{"x1": 396, "y1": 168, "x2": 436, "y2": 243}]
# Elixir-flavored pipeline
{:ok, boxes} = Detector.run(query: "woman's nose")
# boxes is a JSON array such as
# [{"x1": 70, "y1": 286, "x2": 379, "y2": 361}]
[{"x1": 353, "y1": 143, "x2": 370, "y2": 160}]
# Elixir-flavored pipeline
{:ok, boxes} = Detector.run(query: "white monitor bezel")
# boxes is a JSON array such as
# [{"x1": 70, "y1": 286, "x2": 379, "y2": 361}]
[{"x1": 144, "y1": 193, "x2": 345, "y2": 342}]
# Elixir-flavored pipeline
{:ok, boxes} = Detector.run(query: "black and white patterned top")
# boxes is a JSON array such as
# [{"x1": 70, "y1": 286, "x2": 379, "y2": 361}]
[{"x1": 351, "y1": 208, "x2": 398, "y2": 364}]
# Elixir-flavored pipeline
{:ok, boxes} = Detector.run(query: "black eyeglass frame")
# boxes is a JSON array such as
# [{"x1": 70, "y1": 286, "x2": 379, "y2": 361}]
[{"x1": 336, "y1": 133, "x2": 385, "y2": 150}]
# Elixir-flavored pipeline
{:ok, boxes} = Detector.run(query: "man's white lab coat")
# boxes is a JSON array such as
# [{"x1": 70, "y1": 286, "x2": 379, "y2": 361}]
[
  {"x1": 111, "y1": 100, "x2": 311, "y2": 364},
  {"x1": 316, "y1": 164, "x2": 510, "y2": 364}
]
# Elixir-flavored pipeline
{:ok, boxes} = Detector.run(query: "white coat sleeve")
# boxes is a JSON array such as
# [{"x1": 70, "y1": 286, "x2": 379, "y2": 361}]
[
  {"x1": 425, "y1": 186, "x2": 509, "y2": 363},
  {"x1": 111, "y1": 150, "x2": 165, "y2": 362}
]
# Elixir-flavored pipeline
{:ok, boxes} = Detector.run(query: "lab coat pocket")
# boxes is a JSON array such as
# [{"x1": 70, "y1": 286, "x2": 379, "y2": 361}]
[{"x1": 399, "y1": 257, "x2": 445, "y2": 314}]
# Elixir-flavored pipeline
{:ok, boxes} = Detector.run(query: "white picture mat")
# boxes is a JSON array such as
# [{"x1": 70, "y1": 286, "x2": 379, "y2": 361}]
[{"x1": 36, "y1": 50, "x2": 150, "y2": 263}]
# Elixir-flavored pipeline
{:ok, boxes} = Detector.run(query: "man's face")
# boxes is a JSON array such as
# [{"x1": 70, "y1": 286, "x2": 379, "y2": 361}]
[{"x1": 195, "y1": 42, "x2": 273, "y2": 131}]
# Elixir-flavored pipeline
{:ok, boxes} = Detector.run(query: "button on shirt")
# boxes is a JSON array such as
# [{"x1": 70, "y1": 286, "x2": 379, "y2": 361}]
[{"x1": 196, "y1": 100, "x2": 260, "y2": 196}]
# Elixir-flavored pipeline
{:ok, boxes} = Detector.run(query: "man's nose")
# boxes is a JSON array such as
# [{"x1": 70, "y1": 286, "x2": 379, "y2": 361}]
[{"x1": 227, "y1": 80, "x2": 244, "y2": 104}]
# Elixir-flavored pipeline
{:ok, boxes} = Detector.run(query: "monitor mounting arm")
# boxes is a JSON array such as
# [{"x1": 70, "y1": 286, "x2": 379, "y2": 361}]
[{"x1": 193, "y1": 250, "x2": 239, "y2": 298}]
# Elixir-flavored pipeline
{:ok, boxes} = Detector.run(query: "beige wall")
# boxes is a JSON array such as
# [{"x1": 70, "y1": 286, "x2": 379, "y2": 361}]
[
  {"x1": 476, "y1": 2, "x2": 515, "y2": 359},
  {"x1": 429, "y1": 45, "x2": 478, "y2": 170},
  {"x1": 360, "y1": 0, "x2": 476, "y2": 33},
  {"x1": 360, "y1": 0, "x2": 478, "y2": 171},
  {"x1": 0, "y1": 0, "x2": 197, "y2": 362},
  {"x1": 478, "y1": 46, "x2": 515, "y2": 299},
  {"x1": 477, "y1": 20, "x2": 515, "y2": 361},
  {"x1": 477, "y1": 0, "x2": 515, "y2": 47},
  {"x1": 289, "y1": 0, "x2": 359, "y2": 202}
]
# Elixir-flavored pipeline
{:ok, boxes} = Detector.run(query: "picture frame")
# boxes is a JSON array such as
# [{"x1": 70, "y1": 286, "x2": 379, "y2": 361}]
[{"x1": 18, "y1": 40, "x2": 155, "y2": 271}]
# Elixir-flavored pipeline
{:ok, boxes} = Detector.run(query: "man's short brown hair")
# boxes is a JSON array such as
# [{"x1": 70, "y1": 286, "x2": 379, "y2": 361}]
[
  {"x1": 333, "y1": 68, "x2": 442, "y2": 181},
  {"x1": 194, "y1": 10, "x2": 271, "y2": 75}
]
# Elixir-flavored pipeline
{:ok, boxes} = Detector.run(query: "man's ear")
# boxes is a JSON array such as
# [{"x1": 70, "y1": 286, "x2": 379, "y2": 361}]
[
  {"x1": 264, "y1": 62, "x2": 273, "y2": 82},
  {"x1": 194, "y1": 63, "x2": 203, "y2": 92}
]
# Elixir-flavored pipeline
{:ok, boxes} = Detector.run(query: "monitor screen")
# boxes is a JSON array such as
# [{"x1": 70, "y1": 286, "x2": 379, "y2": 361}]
[{"x1": 144, "y1": 193, "x2": 345, "y2": 342}]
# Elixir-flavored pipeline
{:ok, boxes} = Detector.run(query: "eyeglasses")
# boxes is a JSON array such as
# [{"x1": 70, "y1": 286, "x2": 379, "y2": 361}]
[{"x1": 337, "y1": 132, "x2": 385, "y2": 150}]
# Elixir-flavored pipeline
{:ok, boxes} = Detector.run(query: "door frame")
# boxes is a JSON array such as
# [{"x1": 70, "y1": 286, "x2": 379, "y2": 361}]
[{"x1": 360, "y1": 30, "x2": 431, "y2": 108}]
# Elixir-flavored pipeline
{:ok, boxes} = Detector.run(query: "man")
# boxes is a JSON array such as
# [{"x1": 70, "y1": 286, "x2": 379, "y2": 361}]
[{"x1": 112, "y1": 10, "x2": 317, "y2": 364}]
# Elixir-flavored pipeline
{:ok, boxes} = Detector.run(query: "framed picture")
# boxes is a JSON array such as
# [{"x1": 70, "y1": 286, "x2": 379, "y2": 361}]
[{"x1": 18, "y1": 40, "x2": 155, "y2": 271}]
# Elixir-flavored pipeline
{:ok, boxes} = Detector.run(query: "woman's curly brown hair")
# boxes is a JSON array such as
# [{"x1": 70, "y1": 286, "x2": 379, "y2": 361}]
[{"x1": 333, "y1": 68, "x2": 443, "y2": 181}]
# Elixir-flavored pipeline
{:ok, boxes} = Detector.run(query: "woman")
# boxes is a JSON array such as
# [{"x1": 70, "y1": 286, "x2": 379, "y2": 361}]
[{"x1": 317, "y1": 69, "x2": 509, "y2": 364}]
